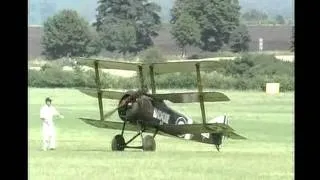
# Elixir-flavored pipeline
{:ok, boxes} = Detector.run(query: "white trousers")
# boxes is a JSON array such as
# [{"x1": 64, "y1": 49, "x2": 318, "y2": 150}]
[{"x1": 42, "y1": 122, "x2": 56, "y2": 150}]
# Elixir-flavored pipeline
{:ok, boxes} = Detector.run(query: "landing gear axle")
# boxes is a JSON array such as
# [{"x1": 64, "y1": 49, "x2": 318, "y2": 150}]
[{"x1": 111, "y1": 121, "x2": 158, "y2": 152}]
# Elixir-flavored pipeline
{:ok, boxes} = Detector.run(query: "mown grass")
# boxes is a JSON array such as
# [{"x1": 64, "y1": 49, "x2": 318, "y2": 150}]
[{"x1": 28, "y1": 88, "x2": 294, "y2": 180}]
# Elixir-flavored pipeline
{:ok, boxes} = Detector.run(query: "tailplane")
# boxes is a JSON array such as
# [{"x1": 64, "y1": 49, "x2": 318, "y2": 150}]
[{"x1": 201, "y1": 115, "x2": 229, "y2": 151}]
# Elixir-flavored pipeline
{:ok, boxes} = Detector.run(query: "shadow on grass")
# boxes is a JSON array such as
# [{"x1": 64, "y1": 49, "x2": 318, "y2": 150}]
[
  {"x1": 72, "y1": 148, "x2": 151, "y2": 153},
  {"x1": 72, "y1": 148, "x2": 109, "y2": 152}
]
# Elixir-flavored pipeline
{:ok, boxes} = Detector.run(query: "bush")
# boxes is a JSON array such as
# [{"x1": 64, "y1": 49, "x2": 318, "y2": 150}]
[
  {"x1": 29, "y1": 67, "x2": 75, "y2": 88},
  {"x1": 140, "y1": 47, "x2": 166, "y2": 63},
  {"x1": 155, "y1": 73, "x2": 196, "y2": 89},
  {"x1": 187, "y1": 51, "x2": 236, "y2": 60},
  {"x1": 187, "y1": 54, "x2": 208, "y2": 60},
  {"x1": 203, "y1": 72, "x2": 238, "y2": 89}
]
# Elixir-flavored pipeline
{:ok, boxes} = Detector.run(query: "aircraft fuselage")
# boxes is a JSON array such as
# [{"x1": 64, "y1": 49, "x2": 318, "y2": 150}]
[{"x1": 117, "y1": 91, "x2": 191, "y2": 127}]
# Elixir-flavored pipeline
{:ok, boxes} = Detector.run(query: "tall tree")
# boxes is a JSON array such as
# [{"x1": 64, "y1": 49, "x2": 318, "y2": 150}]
[
  {"x1": 228, "y1": 24, "x2": 251, "y2": 53},
  {"x1": 171, "y1": 0, "x2": 241, "y2": 52},
  {"x1": 94, "y1": 0, "x2": 161, "y2": 55},
  {"x1": 275, "y1": 15, "x2": 285, "y2": 24},
  {"x1": 170, "y1": 12, "x2": 201, "y2": 58},
  {"x1": 41, "y1": 9, "x2": 101, "y2": 59},
  {"x1": 98, "y1": 20, "x2": 137, "y2": 55}
]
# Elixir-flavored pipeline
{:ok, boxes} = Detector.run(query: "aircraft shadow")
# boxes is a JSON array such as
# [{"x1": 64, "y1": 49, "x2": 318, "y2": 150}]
[
  {"x1": 72, "y1": 149, "x2": 108, "y2": 152},
  {"x1": 72, "y1": 149, "x2": 145, "y2": 152}
]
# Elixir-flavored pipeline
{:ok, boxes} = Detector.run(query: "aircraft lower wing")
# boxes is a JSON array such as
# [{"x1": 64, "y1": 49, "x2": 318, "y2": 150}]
[
  {"x1": 79, "y1": 118, "x2": 169, "y2": 136},
  {"x1": 158, "y1": 123, "x2": 246, "y2": 140},
  {"x1": 81, "y1": 118, "x2": 246, "y2": 140}
]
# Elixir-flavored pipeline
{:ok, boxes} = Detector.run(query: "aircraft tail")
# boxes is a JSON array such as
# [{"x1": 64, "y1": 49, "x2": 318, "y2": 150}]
[{"x1": 202, "y1": 115, "x2": 230, "y2": 151}]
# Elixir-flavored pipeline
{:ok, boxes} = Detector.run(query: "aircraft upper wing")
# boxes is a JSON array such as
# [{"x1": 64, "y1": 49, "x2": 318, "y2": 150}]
[
  {"x1": 78, "y1": 88, "x2": 230, "y2": 103},
  {"x1": 78, "y1": 88, "x2": 125, "y2": 100},
  {"x1": 154, "y1": 92, "x2": 230, "y2": 103},
  {"x1": 151, "y1": 60, "x2": 228, "y2": 74},
  {"x1": 76, "y1": 57, "x2": 142, "y2": 71},
  {"x1": 76, "y1": 57, "x2": 232, "y2": 75}
]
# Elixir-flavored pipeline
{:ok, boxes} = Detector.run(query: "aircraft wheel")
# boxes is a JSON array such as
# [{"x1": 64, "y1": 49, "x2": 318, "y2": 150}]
[
  {"x1": 111, "y1": 134, "x2": 125, "y2": 151},
  {"x1": 142, "y1": 135, "x2": 156, "y2": 151}
]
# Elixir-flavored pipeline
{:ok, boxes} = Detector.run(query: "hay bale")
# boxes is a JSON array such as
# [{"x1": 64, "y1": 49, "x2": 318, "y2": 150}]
[{"x1": 266, "y1": 83, "x2": 280, "y2": 94}]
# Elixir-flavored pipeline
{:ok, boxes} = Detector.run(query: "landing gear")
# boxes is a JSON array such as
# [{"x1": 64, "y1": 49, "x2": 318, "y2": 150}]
[
  {"x1": 110, "y1": 121, "x2": 158, "y2": 152},
  {"x1": 111, "y1": 134, "x2": 125, "y2": 151},
  {"x1": 142, "y1": 135, "x2": 156, "y2": 151}
]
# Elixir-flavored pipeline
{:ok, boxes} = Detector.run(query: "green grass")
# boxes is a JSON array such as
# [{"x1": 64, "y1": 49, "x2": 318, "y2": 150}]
[{"x1": 28, "y1": 88, "x2": 294, "y2": 180}]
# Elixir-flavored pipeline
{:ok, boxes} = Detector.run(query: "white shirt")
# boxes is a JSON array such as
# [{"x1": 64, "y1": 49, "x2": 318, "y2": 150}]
[{"x1": 40, "y1": 105, "x2": 59, "y2": 126}]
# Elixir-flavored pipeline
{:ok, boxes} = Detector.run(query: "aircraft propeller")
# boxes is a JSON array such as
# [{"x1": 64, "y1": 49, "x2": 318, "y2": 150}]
[
  {"x1": 102, "y1": 89, "x2": 148, "y2": 120},
  {"x1": 103, "y1": 106, "x2": 121, "y2": 119}
]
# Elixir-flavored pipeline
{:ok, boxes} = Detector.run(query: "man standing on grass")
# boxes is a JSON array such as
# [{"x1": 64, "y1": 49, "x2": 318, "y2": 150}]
[{"x1": 40, "y1": 97, "x2": 64, "y2": 151}]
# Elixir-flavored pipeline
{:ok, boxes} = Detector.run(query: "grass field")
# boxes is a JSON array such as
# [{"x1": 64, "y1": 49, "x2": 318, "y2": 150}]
[{"x1": 28, "y1": 88, "x2": 294, "y2": 180}]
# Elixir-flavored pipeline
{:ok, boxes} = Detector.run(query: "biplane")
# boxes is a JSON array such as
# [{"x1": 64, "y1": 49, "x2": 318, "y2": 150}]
[{"x1": 76, "y1": 57, "x2": 246, "y2": 152}]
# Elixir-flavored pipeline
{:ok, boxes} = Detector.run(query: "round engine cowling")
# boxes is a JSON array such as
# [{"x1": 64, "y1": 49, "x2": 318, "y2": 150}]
[{"x1": 117, "y1": 91, "x2": 137, "y2": 121}]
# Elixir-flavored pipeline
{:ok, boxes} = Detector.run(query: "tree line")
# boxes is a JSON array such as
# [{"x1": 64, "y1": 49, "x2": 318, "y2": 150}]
[
  {"x1": 41, "y1": 0, "x2": 292, "y2": 61},
  {"x1": 29, "y1": 0, "x2": 294, "y2": 25}
]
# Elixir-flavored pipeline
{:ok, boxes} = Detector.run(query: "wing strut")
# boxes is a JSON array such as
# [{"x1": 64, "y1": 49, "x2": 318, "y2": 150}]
[
  {"x1": 149, "y1": 65, "x2": 156, "y2": 94},
  {"x1": 94, "y1": 61, "x2": 104, "y2": 121},
  {"x1": 138, "y1": 65, "x2": 146, "y2": 90},
  {"x1": 195, "y1": 63, "x2": 207, "y2": 124}
]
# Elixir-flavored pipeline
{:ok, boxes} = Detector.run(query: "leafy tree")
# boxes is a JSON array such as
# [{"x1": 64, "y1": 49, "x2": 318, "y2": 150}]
[
  {"x1": 275, "y1": 15, "x2": 285, "y2": 24},
  {"x1": 94, "y1": 0, "x2": 162, "y2": 55},
  {"x1": 170, "y1": 12, "x2": 201, "y2": 58},
  {"x1": 98, "y1": 20, "x2": 137, "y2": 55},
  {"x1": 86, "y1": 29, "x2": 103, "y2": 56},
  {"x1": 41, "y1": 9, "x2": 101, "y2": 59},
  {"x1": 228, "y1": 24, "x2": 251, "y2": 53},
  {"x1": 171, "y1": 0, "x2": 241, "y2": 52}
]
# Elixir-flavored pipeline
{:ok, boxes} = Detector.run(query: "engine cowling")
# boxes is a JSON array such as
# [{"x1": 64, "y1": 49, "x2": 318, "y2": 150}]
[
  {"x1": 117, "y1": 91, "x2": 137, "y2": 121},
  {"x1": 117, "y1": 91, "x2": 156, "y2": 123}
]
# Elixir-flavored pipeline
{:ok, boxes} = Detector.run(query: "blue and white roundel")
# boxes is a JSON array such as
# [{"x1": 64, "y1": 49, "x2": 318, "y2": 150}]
[{"x1": 175, "y1": 117, "x2": 187, "y2": 125}]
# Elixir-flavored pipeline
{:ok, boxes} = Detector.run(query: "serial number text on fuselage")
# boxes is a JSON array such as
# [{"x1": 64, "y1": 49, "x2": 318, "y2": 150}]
[{"x1": 153, "y1": 108, "x2": 170, "y2": 124}]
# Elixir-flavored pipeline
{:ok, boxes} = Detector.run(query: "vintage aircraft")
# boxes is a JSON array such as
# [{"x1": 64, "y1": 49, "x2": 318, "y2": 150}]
[{"x1": 76, "y1": 57, "x2": 246, "y2": 152}]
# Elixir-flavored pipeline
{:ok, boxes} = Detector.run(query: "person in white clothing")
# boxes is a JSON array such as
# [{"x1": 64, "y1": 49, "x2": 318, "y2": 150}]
[{"x1": 40, "y1": 97, "x2": 64, "y2": 151}]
